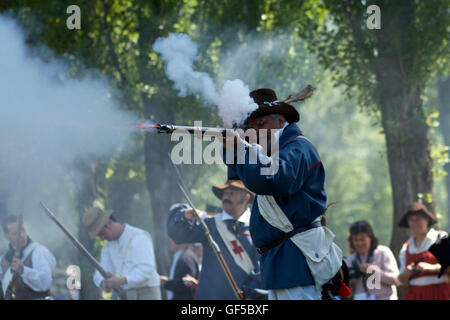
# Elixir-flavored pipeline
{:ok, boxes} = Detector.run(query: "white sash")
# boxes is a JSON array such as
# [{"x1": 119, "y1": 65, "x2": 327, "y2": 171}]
[
  {"x1": 2, "y1": 242, "x2": 39, "y2": 295},
  {"x1": 214, "y1": 214, "x2": 255, "y2": 275},
  {"x1": 257, "y1": 195, "x2": 343, "y2": 289}
]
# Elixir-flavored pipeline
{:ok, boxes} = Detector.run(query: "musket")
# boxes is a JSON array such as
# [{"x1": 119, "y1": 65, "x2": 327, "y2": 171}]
[
  {"x1": 132, "y1": 123, "x2": 231, "y2": 135},
  {"x1": 170, "y1": 159, "x2": 244, "y2": 300},
  {"x1": 39, "y1": 202, "x2": 128, "y2": 300},
  {"x1": 4, "y1": 213, "x2": 24, "y2": 300},
  {"x1": 132, "y1": 85, "x2": 316, "y2": 135}
]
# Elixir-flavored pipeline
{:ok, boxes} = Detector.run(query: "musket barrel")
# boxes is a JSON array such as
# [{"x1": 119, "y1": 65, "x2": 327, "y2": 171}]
[
  {"x1": 158, "y1": 124, "x2": 228, "y2": 135},
  {"x1": 133, "y1": 122, "x2": 240, "y2": 135},
  {"x1": 40, "y1": 203, "x2": 105, "y2": 272}
]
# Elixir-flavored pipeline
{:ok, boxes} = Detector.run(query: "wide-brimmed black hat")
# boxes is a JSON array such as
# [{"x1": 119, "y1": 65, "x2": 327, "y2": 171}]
[
  {"x1": 398, "y1": 202, "x2": 438, "y2": 228},
  {"x1": 247, "y1": 88, "x2": 300, "y2": 123},
  {"x1": 428, "y1": 235, "x2": 450, "y2": 277}
]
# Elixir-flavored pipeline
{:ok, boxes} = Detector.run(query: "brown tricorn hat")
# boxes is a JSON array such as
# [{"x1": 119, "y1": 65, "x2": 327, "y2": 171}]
[
  {"x1": 247, "y1": 88, "x2": 300, "y2": 124},
  {"x1": 212, "y1": 180, "x2": 255, "y2": 201},
  {"x1": 398, "y1": 202, "x2": 438, "y2": 228}
]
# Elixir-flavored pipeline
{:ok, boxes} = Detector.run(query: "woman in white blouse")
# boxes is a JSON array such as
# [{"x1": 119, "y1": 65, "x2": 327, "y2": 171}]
[
  {"x1": 397, "y1": 202, "x2": 449, "y2": 300},
  {"x1": 346, "y1": 220, "x2": 399, "y2": 300}
]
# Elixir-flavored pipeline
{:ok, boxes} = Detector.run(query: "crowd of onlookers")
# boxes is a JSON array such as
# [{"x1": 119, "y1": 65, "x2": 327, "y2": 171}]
[
  {"x1": 161, "y1": 201, "x2": 450, "y2": 300},
  {"x1": 345, "y1": 202, "x2": 449, "y2": 300},
  {"x1": 2, "y1": 200, "x2": 448, "y2": 300}
]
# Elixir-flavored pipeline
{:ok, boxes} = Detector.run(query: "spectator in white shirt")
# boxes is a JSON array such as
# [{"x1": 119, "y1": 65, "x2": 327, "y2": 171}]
[
  {"x1": 345, "y1": 220, "x2": 399, "y2": 300},
  {"x1": 397, "y1": 202, "x2": 449, "y2": 300},
  {"x1": 1, "y1": 215, "x2": 56, "y2": 300},
  {"x1": 82, "y1": 207, "x2": 161, "y2": 300}
]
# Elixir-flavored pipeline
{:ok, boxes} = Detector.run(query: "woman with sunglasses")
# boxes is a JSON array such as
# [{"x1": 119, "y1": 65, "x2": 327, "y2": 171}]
[{"x1": 346, "y1": 220, "x2": 400, "y2": 300}]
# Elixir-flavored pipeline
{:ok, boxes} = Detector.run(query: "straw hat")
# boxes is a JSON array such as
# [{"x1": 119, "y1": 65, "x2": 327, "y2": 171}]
[
  {"x1": 82, "y1": 207, "x2": 113, "y2": 239},
  {"x1": 212, "y1": 180, "x2": 255, "y2": 201}
]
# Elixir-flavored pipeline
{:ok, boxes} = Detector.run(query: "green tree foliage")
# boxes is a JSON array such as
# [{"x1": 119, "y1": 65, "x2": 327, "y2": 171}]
[
  {"x1": 426, "y1": 73, "x2": 450, "y2": 230},
  {"x1": 299, "y1": 75, "x2": 392, "y2": 255},
  {"x1": 1, "y1": 0, "x2": 448, "y2": 300},
  {"x1": 285, "y1": 0, "x2": 450, "y2": 259}
]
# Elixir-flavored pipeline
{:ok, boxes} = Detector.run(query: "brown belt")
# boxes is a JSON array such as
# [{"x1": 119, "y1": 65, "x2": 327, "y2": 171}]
[{"x1": 257, "y1": 221, "x2": 322, "y2": 254}]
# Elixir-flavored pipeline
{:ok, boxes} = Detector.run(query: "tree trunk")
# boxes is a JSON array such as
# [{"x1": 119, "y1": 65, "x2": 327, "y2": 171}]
[
  {"x1": 143, "y1": 132, "x2": 182, "y2": 276},
  {"x1": 106, "y1": 179, "x2": 140, "y2": 225},
  {"x1": 73, "y1": 159, "x2": 101, "y2": 300},
  {"x1": 377, "y1": 79, "x2": 434, "y2": 300},
  {"x1": 136, "y1": 9, "x2": 182, "y2": 281},
  {"x1": 437, "y1": 74, "x2": 450, "y2": 230},
  {"x1": 375, "y1": 55, "x2": 434, "y2": 256},
  {"x1": 380, "y1": 87, "x2": 434, "y2": 256},
  {"x1": 370, "y1": 2, "x2": 435, "y2": 300}
]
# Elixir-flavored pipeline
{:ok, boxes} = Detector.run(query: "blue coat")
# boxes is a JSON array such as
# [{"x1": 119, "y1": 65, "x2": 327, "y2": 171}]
[
  {"x1": 167, "y1": 203, "x2": 264, "y2": 300},
  {"x1": 225, "y1": 123, "x2": 327, "y2": 289}
]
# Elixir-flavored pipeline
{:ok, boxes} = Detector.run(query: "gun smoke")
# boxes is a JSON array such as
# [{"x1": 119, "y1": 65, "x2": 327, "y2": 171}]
[
  {"x1": 153, "y1": 33, "x2": 258, "y2": 127},
  {"x1": 0, "y1": 16, "x2": 136, "y2": 257}
]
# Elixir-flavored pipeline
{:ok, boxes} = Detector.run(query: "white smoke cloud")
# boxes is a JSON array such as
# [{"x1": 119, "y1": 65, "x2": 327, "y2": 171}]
[
  {"x1": 153, "y1": 33, "x2": 258, "y2": 127},
  {"x1": 0, "y1": 16, "x2": 136, "y2": 252},
  {"x1": 153, "y1": 33, "x2": 219, "y2": 105},
  {"x1": 217, "y1": 79, "x2": 258, "y2": 127}
]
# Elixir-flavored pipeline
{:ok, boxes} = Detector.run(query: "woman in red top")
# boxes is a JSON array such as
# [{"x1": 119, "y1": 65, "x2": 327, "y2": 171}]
[{"x1": 397, "y1": 202, "x2": 449, "y2": 300}]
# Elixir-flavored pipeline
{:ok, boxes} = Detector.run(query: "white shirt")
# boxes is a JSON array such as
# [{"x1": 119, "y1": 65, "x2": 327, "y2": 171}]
[
  {"x1": 273, "y1": 121, "x2": 289, "y2": 143},
  {"x1": 221, "y1": 208, "x2": 251, "y2": 224},
  {"x1": 93, "y1": 224, "x2": 160, "y2": 289},
  {"x1": 0, "y1": 242, "x2": 56, "y2": 292},
  {"x1": 398, "y1": 228, "x2": 448, "y2": 286}
]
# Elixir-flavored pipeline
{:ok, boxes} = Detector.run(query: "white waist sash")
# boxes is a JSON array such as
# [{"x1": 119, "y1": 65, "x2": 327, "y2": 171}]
[{"x1": 257, "y1": 195, "x2": 343, "y2": 289}]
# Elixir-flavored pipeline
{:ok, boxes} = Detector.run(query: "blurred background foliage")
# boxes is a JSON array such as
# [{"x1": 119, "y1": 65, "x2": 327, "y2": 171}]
[{"x1": 0, "y1": 0, "x2": 448, "y2": 299}]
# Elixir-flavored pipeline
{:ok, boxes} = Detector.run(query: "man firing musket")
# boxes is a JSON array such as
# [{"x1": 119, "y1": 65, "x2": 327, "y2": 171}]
[
  {"x1": 220, "y1": 86, "x2": 347, "y2": 300},
  {"x1": 136, "y1": 84, "x2": 349, "y2": 300}
]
